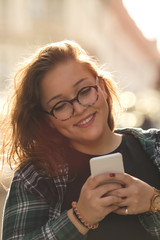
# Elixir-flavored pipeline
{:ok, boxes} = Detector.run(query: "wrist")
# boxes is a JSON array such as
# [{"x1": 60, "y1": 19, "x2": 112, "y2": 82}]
[
  {"x1": 146, "y1": 187, "x2": 160, "y2": 214},
  {"x1": 67, "y1": 209, "x2": 89, "y2": 235},
  {"x1": 72, "y1": 201, "x2": 99, "y2": 229}
]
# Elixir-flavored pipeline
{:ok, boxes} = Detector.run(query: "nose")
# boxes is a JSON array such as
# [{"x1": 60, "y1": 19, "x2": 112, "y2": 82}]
[{"x1": 73, "y1": 100, "x2": 87, "y2": 115}]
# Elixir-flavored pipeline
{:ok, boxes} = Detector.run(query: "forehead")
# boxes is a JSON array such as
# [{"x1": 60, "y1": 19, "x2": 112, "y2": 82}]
[{"x1": 40, "y1": 60, "x2": 94, "y2": 99}]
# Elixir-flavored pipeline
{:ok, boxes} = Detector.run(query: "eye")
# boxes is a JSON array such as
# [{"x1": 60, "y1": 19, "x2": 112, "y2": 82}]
[
  {"x1": 54, "y1": 102, "x2": 68, "y2": 112},
  {"x1": 79, "y1": 86, "x2": 92, "y2": 97}
]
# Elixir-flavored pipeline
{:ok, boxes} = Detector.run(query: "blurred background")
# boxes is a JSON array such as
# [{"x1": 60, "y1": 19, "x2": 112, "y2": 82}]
[{"x1": 0, "y1": 0, "x2": 160, "y2": 236}]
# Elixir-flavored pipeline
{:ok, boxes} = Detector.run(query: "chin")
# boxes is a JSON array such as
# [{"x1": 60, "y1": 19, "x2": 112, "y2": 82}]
[{"x1": 81, "y1": 130, "x2": 104, "y2": 142}]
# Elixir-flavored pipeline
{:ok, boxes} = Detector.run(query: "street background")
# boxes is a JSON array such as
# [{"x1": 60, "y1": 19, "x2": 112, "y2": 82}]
[{"x1": 0, "y1": 0, "x2": 160, "y2": 237}]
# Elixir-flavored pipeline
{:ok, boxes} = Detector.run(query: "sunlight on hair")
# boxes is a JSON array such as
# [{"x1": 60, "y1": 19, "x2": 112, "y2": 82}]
[{"x1": 0, "y1": 94, "x2": 8, "y2": 118}]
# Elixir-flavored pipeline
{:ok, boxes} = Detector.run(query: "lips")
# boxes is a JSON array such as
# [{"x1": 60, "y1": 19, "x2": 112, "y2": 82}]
[{"x1": 74, "y1": 112, "x2": 97, "y2": 127}]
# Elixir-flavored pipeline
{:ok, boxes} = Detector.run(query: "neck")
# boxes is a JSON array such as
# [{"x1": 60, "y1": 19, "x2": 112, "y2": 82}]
[{"x1": 70, "y1": 129, "x2": 122, "y2": 155}]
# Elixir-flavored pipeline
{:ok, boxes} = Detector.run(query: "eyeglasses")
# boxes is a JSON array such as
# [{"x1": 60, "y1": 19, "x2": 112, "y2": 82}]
[{"x1": 44, "y1": 78, "x2": 99, "y2": 121}]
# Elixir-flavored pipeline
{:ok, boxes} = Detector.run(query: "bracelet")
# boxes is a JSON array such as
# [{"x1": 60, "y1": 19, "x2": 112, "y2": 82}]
[{"x1": 72, "y1": 201, "x2": 99, "y2": 230}]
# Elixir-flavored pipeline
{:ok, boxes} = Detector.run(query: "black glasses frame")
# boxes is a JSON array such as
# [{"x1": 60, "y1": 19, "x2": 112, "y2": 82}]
[{"x1": 44, "y1": 85, "x2": 98, "y2": 121}]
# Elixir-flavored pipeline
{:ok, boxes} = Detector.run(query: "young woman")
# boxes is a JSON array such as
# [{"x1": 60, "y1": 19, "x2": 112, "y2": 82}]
[{"x1": 1, "y1": 40, "x2": 160, "y2": 240}]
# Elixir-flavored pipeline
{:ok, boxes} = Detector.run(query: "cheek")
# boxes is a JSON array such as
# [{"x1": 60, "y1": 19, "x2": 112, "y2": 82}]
[
  {"x1": 101, "y1": 87, "x2": 108, "y2": 101},
  {"x1": 97, "y1": 91, "x2": 110, "y2": 122},
  {"x1": 98, "y1": 89, "x2": 108, "y2": 108},
  {"x1": 47, "y1": 115, "x2": 65, "y2": 131},
  {"x1": 47, "y1": 116, "x2": 56, "y2": 128},
  {"x1": 55, "y1": 124, "x2": 74, "y2": 140},
  {"x1": 48, "y1": 116, "x2": 72, "y2": 136}
]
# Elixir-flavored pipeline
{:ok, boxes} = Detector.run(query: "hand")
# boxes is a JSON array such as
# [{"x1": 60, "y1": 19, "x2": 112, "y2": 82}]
[
  {"x1": 107, "y1": 173, "x2": 154, "y2": 215},
  {"x1": 77, "y1": 173, "x2": 122, "y2": 225}
]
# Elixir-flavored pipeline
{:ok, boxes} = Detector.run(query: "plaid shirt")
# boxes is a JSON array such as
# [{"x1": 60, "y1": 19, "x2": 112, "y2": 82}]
[{"x1": 2, "y1": 128, "x2": 160, "y2": 240}]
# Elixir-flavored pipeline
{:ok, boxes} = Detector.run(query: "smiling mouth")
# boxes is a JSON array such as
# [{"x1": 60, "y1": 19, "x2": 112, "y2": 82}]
[{"x1": 74, "y1": 112, "x2": 96, "y2": 127}]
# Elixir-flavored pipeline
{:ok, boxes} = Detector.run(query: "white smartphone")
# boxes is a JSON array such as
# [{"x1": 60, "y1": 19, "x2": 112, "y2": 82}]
[{"x1": 90, "y1": 152, "x2": 124, "y2": 184}]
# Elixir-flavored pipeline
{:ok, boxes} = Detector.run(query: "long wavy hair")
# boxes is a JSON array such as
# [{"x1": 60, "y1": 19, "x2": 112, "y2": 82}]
[{"x1": 0, "y1": 40, "x2": 121, "y2": 176}]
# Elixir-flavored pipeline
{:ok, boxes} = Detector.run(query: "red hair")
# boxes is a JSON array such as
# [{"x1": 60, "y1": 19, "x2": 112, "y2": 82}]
[{"x1": 0, "y1": 40, "x2": 121, "y2": 176}]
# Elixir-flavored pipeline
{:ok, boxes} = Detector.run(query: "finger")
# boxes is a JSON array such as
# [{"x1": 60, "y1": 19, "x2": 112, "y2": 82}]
[
  {"x1": 95, "y1": 183, "x2": 122, "y2": 197},
  {"x1": 110, "y1": 188, "x2": 129, "y2": 198},
  {"x1": 87, "y1": 173, "x2": 127, "y2": 189},
  {"x1": 114, "y1": 207, "x2": 129, "y2": 215},
  {"x1": 104, "y1": 204, "x2": 120, "y2": 215},
  {"x1": 116, "y1": 198, "x2": 129, "y2": 207},
  {"x1": 106, "y1": 173, "x2": 133, "y2": 186},
  {"x1": 100, "y1": 195, "x2": 122, "y2": 207}
]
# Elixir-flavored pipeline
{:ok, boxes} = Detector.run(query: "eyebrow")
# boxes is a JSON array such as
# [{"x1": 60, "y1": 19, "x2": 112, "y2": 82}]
[{"x1": 47, "y1": 77, "x2": 88, "y2": 104}]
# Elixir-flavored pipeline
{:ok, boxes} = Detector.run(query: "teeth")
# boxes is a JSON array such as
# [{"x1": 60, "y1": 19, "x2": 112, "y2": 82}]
[{"x1": 78, "y1": 115, "x2": 94, "y2": 126}]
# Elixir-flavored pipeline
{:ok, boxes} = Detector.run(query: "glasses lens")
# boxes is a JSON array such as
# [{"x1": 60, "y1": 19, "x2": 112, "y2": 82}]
[
  {"x1": 53, "y1": 101, "x2": 73, "y2": 120},
  {"x1": 78, "y1": 86, "x2": 98, "y2": 106},
  {"x1": 52, "y1": 86, "x2": 98, "y2": 121}
]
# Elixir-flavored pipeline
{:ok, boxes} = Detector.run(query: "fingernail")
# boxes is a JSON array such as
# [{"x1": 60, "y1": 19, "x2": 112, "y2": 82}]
[
  {"x1": 109, "y1": 173, "x2": 115, "y2": 177},
  {"x1": 121, "y1": 184, "x2": 126, "y2": 188},
  {"x1": 121, "y1": 196, "x2": 127, "y2": 200}
]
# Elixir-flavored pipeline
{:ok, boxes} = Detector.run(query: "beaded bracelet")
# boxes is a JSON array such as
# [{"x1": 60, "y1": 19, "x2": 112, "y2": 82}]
[{"x1": 72, "y1": 201, "x2": 99, "y2": 230}]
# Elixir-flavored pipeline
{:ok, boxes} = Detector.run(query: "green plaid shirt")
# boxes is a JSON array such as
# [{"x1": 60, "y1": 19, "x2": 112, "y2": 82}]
[{"x1": 2, "y1": 128, "x2": 160, "y2": 240}]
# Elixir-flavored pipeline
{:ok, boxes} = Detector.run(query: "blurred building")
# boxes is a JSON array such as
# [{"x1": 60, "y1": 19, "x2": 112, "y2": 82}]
[{"x1": 0, "y1": 0, "x2": 159, "y2": 93}]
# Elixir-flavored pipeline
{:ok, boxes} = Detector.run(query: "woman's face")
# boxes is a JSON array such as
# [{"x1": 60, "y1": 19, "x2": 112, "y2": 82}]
[{"x1": 40, "y1": 60, "x2": 110, "y2": 150}]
